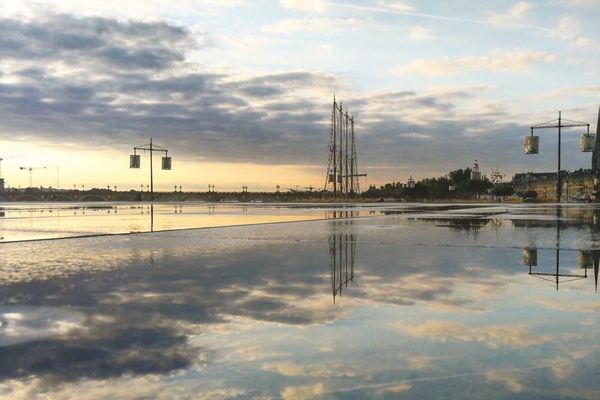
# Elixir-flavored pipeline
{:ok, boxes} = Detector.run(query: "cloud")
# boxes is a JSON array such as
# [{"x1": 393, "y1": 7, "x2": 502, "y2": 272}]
[
  {"x1": 0, "y1": 14, "x2": 345, "y2": 166},
  {"x1": 393, "y1": 50, "x2": 556, "y2": 76},
  {"x1": 549, "y1": 17, "x2": 596, "y2": 49},
  {"x1": 487, "y1": 2, "x2": 531, "y2": 26},
  {"x1": 393, "y1": 320, "x2": 550, "y2": 348},
  {"x1": 0, "y1": 14, "x2": 195, "y2": 70},
  {"x1": 279, "y1": 0, "x2": 328, "y2": 13},
  {"x1": 401, "y1": 132, "x2": 431, "y2": 140},
  {"x1": 261, "y1": 17, "x2": 365, "y2": 34},
  {"x1": 378, "y1": 1, "x2": 414, "y2": 12},
  {"x1": 407, "y1": 26, "x2": 433, "y2": 40},
  {"x1": 0, "y1": 10, "x2": 588, "y2": 182},
  {"x1": 0, "y1": 0, "x2": 247, "y2": 20},
  {"x1": 560, "y1": 0, "x2": 599, "y2": 7}
]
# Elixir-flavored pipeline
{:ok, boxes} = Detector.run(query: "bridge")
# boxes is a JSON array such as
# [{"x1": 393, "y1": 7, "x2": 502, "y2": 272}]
[{"x1": 0, "y1": 188, "x2": 332, "y2": 203}]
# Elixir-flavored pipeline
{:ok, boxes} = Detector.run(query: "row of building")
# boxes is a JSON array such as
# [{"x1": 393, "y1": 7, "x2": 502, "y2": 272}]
[{"x1": 513, "y1": 169, "x2": 595, "y2": 201}]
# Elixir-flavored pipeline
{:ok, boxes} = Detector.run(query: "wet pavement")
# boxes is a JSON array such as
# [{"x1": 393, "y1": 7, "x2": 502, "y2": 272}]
[{"x1": 1, "y1": 203, "x2": 600, "y2": 399}]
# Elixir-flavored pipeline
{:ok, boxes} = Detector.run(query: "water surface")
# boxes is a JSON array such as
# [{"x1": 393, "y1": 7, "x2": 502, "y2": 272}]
[{"x1": 1, "y1": 203, "x2": 600, "y2": 399}]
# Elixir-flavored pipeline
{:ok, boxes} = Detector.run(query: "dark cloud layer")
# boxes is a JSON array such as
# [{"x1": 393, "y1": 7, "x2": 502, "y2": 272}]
[
  {"x1": 0, "y1": 13, "x2": 590, "y2": 176},
  {"x1": 0, "y1": 15, "x2": 188, "y2": 69}
]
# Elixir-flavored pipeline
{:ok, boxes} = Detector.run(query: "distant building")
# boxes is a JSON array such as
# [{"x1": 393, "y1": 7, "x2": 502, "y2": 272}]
[{"x1": 513, "y1": 169, "x2": 594, "y2": 201}]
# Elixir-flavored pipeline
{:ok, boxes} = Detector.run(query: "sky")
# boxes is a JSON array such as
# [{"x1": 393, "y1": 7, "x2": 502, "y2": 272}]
[{"x1": 0, "y1": 0, "x2": 599, "y2": 191}]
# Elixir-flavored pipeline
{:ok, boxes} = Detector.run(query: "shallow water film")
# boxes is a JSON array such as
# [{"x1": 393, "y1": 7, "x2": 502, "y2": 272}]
[{"x1": 2, "y1": 202, "x2": 600, "y2": 399}]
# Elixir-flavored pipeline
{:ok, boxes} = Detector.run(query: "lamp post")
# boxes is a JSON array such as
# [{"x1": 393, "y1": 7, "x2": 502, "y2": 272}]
[
  {"x1": 525, "y1": 111, "x2": 590, "y2": 202},
  {"x1": 129, "y1": 138, "x2": 172, "y2": 200}
]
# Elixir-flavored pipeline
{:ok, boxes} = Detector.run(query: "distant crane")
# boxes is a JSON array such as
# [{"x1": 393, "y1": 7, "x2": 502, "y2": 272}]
[
  {"x1": 19, "y1": 166, "x2": 46, "y2": 188},
  {"x1": 48, "y1": 166, "x2": 60, "y2": 189}
]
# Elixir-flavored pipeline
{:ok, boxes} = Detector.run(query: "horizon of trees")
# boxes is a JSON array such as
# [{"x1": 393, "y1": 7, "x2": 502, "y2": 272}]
[{"x1": 362, "y1": 167, "x2": 514, "y2": 200}]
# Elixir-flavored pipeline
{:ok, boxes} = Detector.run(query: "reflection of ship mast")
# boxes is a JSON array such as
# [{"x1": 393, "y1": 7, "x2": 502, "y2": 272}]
[{"x1": 329, "y1": 228, "x2": 356, "y2": 303}]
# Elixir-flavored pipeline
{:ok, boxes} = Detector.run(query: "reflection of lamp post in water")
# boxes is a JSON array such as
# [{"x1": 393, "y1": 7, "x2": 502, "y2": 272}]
[
  {"x1": 524, "y1": 210, "x2": 599, "y2": 290},
  {"x1": 129, "y1": 138, "x2": 172, "y2": 200}
]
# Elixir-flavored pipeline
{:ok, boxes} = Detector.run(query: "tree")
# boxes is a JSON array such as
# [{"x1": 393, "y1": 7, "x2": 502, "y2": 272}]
[{"x1": 492, "y1": 183, "x2": 514, "y2": 197}]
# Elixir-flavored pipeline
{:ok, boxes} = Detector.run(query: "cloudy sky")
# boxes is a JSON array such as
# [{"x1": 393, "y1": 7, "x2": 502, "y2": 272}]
[{"x1": 0, "y1": 0, "x2": 599, "y2": 190}]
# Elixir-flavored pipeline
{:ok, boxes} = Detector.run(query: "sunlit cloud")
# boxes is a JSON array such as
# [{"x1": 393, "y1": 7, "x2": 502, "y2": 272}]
[
  {"x1": 487, "y1": 2, "x2": 532, "y2": 27},
  {"x1": 393, "y1": 50, "x2": 556, "y2": 76},
  {"x1": 0, "y1": 0, "x2": 247, "y2": 20},
  {"x1": 407, "y1": 26, "x2": 433, "y2": 40},
  {"x1": 549, "y1": 16, "x2": 596, "y2": 49},
  {"x1": 261, "y1": 17, "x2": 366, "y2": 34},
  {"x1": 377, "y1": 0, "x2": 414, "y2": 12},
  {"x1": 279, "y1": 0, "x2": 328, "y2": 13}
]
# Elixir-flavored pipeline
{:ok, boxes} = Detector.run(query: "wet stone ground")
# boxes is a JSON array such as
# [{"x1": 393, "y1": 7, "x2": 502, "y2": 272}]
[{"x1": 1, "y1": 202, "x2": 600, "y2": 399}]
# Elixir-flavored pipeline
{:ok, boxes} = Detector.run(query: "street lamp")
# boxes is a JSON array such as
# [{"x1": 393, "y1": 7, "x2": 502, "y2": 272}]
[
  {"x1": 525, "y1": 111, "x2": 590, "y2": 202},
  {"x1": 129, "y1": 138, "x2": 172, "y2": 200}
]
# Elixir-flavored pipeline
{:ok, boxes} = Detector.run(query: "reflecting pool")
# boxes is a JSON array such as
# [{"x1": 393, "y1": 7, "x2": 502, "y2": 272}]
[{"x1": 1, "y1": 203, "x2": 600, "y2": 399}]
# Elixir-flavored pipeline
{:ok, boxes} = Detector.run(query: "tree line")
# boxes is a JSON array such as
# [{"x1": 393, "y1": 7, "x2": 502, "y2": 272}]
[{"x1": 362, "y1": 168, "x2": 514, "y2": 200}]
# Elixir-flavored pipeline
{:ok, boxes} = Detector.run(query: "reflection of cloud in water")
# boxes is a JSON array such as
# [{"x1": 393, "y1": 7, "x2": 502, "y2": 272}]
[
  {"x1": 393, "y1": 320, "x2": 550, "y2": 348},
  {"x1": 2, "y1": 210, "x2": 600, "y2": 397},
  {"x1": 262, "y1": 361, "x2": 359, "y2": 378},
  {"x1": 0, "y1": 306, "x2": 85, "y2": 347},
  {"x1": 281, "y1": 382, "x2": 325, "y2": 400},
  {"x1": 0, "y1": 222, "x2": 531, "y2": 395},
  {"x1": 0, "y1": 325, "x2": 202, "y2": 382},
  {"x1": 0, "y1": 375, "x2": 246, "y2": 400},
  {"x1": 484, "y1": 369, "x2": 524, "y2": 393},
  {"x1": 533, "y1": 297, "x2": 600, "y2": 313}
]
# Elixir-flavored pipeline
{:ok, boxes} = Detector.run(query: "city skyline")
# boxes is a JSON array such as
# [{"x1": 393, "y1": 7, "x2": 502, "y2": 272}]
[{"x1": 1, "y1": 0, "x2": 599, "y2": 190}]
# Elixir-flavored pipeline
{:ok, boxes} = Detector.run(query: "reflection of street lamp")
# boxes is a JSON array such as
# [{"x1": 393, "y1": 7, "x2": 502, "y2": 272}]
[
  {"x1": 525, "y1": 111, "x2": 590, "y2": 202},
  {"x1": 129, "y1": 138, "x2": 172, "y2": 200}
]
